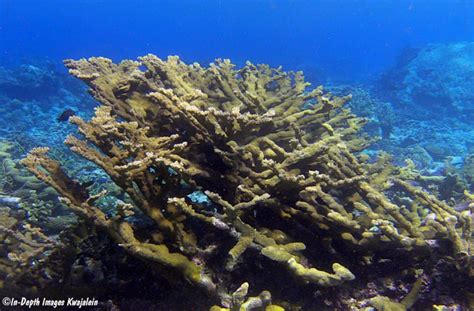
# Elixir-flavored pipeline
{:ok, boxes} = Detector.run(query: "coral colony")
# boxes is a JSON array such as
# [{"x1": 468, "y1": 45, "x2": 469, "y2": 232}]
[{"x1": 12, "y1": 55, "x2": 471, "y2": 309}]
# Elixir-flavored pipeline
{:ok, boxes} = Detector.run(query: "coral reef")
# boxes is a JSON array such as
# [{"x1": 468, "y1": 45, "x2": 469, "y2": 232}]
[
  {"x1": 0, "y1": 64, "x2": 59, "y2": 101},
  {"x1": 329, "y1": 83, "x2": 474, "y2": 202},
  {"x1": 378, "y1": 42, "x2": 474, "y2": 114},
  {"x1": 328, "y1": 85, "x2": 395, "y2": 141},
  {"x1": 0, "y1": 62, "x2": 91, "y2": 103},
  {"x1": 462, "y1": 154, "x2": 474, "y2": 190},
  {"x1": 0, "y1": 61, "x2": 96, "y2": 156},
  {"x1": 371, "y1": 44, "x2": 474, "y2": 186},
  {"x1": 211, "y1": 282, "x2": 284, "y2": 311},
  {"x1": 0, "y1": 139, "x2": 76, "y2": 233},
  {"x1": 0, "y1": 62, "x2": 103, "y2": 233},
  {"x1": 22, "y1": 55, "x2": 473, "y2": 309},
  {"x1": 0, "y1": 204, "x2": 57, "y2": 293}
]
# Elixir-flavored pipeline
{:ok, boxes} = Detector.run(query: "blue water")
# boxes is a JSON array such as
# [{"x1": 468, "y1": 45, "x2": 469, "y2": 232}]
[{"x1": 1, "y1": 0, "x2": 473, "y2": 82}]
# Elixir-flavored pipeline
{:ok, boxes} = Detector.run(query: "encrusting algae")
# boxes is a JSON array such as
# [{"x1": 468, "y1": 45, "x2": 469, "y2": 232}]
[{"x1": 21, "y1": 55, "x2": 473, "y2": 309}]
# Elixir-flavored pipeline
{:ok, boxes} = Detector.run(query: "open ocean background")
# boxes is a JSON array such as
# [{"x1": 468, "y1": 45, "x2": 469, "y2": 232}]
[{"x1": 1, "y1": 0, "x2": 474, "y2": 82}]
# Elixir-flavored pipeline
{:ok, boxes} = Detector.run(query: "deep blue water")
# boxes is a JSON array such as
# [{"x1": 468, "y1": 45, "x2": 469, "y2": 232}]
[{"x1": 1, "y1": 0, "x2": 473, "y2": 82}]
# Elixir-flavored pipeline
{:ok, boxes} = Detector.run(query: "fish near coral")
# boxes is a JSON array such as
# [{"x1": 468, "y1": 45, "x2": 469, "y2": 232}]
[{"x1": 57, "y1": 108, "x2": 76, "y2": 122}]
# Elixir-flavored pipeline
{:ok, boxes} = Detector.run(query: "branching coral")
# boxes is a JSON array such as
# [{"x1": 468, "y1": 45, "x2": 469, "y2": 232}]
[
  {"x1": 211, "y1": 282, "x2": 284, "y2": 311},
  {"x1": 21, "y1": 55, "x2": 472, "y2": 306},
  {"x1": 0, "y1": 205, "x2": 57, "y2": 291},
  {"x1": 0, "y1": 140, "x2": 73, "y2": 233}
]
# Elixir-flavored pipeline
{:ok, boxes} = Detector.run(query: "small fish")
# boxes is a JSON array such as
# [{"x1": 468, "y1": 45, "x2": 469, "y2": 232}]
[{"x1": 57, "y1": 109, "x2": 76, "y2": 122}]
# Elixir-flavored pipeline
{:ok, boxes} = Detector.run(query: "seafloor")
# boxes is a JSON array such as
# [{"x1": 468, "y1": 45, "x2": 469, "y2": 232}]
[{"x1": 0, "y1": 43, "x2": 473, "y2": 310}]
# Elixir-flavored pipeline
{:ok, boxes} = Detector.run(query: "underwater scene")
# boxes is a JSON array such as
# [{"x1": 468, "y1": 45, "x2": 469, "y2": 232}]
[{"x1": 0, "y1": 1, "x2": 474, "y2": 310}]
